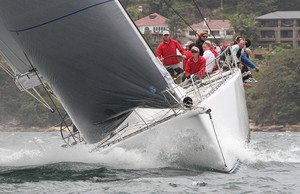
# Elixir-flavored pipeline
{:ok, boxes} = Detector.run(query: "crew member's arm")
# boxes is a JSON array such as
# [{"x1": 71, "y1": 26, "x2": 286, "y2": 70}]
[{"x1": 241, "y1": 54, "x2": 259, "y2": 72}]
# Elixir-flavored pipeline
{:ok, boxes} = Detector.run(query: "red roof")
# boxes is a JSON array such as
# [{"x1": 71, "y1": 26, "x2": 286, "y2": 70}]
[
  {"x1": 190, "y1": 20, "x2": 231, "y2": 30},
  {"x1": 135, "y1": 13, "x2": 169, "y2": 26}
]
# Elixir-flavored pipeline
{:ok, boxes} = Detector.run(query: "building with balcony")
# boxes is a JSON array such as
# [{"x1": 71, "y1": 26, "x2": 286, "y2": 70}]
[
  {"x1": 256, "y1": 11, "x2": 300, "y2": 48},
  {"x1": 135, "y1": 13, "x2": 169, "y2": 43},
  {"x1": 134, "y1": 14, "x2": 234, "y2": 46},
  {"x1": 184, "y1": 19, "x2": 234, "y2": 44}
]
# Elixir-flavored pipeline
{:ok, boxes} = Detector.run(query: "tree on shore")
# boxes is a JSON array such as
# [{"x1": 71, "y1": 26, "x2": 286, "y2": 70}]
[
  {"x1": 247, "y1": 48, "x2": 300, "y2": 125},
  {"x1": 0, "y1": 65, "x2": 64, "y2": 128}
]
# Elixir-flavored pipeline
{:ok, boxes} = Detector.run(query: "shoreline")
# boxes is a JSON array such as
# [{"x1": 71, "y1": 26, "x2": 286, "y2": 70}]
[
  {"x1": 250, "y1": 123, "x2": 300, "y2": 132},
  {"x1": 1, "y1": 124, "x2": 300, "y2": 132},
  {"x1": 0, "y1": 125, "x2": 61, "y2": 132}
]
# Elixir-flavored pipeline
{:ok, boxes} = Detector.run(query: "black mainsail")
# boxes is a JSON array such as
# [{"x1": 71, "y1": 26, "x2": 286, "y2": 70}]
[{"x1": 0, "y1": 0, "x2": 177, "y2": 143}]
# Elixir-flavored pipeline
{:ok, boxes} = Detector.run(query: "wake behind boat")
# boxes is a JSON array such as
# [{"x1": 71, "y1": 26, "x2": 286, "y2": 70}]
[{"x1": 0, "y1": 0, "x2": 250, "y2": 172}]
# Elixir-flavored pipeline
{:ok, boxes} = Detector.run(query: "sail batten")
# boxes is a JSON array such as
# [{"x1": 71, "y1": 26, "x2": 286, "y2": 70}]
[{"x1": 8, "y1": 0, "x2": 115, "y2": 33}]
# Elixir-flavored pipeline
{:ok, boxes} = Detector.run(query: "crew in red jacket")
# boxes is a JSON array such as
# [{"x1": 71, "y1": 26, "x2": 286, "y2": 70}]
[
  {"x1": 156, "y1": 31, "x2": 186, "y2": 78},
  {"x1": 185, "y1": 46, "x2": 206, "y2": 79}
]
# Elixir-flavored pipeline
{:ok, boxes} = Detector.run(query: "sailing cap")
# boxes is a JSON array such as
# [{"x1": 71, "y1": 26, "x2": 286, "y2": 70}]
[
  {"x1": 204, "y1": 40, "x2": 211, "y2": 46},
  {"x1": 191, "y1": 46, "x2": 199, "y2": 52},
  {"x1": 162, "y1": 30, "x2": 170, "y2": 35}
]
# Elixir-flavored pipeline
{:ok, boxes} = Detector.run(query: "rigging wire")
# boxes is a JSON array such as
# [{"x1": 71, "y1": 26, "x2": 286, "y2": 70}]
[
  {"x1": 0, "y1": 39, "x2": 33, "y2": 69},
  {"x1": 0, "y1": 61, "x2": 14, "y2": 78},
  {"x1": 206, "y1": 109, "x2": 228, "y2": 168},
  {"x1": 23, "y1": 52, "x2": 57, "y2": 113},
  {"x1": 161, "y1": 0, "x2": 222, "y2": 49},
  {"x1": 161, "y1": 0, "x2": 198, "y2": 34},
  {"x1": 23, "y1": 51, "x2": 77, "y2": 143},
  {"x1": 192, "y1": 0, "x2": 222, "y2": 48},
  {"x1": 192, "y1": 0, "x2": 224, "y2": 50}
]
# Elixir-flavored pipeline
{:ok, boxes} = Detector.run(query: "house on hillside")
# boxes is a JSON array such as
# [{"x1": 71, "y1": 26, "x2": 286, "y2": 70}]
[
  {"x1": 184, "y1": 19, "x2": 234, "y2": 44},
  {"x1": 135, "y1": 13, "x2": 169, "y2": 43},
  {"x1": 256, "y1": 11, "x2": 300, "y2": 48}
]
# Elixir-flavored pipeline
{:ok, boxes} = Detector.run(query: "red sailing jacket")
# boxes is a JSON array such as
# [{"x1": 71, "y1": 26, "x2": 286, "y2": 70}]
[
  {"x1": 185, "y1": 56, "x2": 206, "y2": 78},
  {"x1": 183, "y1": 50, "x2": 192, "y2": 70},
  {"x1": 156, "y1": 38, "x2": 186, "y2": 66}
]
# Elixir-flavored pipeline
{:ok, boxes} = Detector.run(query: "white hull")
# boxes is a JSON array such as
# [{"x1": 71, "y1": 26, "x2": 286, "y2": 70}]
[{"x1": 95, "y1": 69, "x2": 250, "y2": 172}]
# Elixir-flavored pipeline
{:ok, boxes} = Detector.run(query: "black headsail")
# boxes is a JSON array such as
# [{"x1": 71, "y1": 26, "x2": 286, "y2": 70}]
[{"x1": 0, "y1": 0, "x2": 177, "y2": 143}]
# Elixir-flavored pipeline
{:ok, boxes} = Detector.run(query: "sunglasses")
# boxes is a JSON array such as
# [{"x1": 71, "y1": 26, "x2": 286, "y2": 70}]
[
  {"x1": 163, "y1": 34, "x2": 169, "y2": 36},
  {"x1": 192, "y1": 51, "x2": 199, "y2": 53}
]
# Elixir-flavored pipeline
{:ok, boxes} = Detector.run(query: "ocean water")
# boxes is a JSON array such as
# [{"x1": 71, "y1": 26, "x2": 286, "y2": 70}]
[{"x1": 0, "y1": 131, "x2": 300, "y2": 194}]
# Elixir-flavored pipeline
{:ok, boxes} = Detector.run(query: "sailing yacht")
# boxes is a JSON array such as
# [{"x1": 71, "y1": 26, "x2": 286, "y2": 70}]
[{"x1": 0, "y1": 0, "x2": 250, "y2": 172}]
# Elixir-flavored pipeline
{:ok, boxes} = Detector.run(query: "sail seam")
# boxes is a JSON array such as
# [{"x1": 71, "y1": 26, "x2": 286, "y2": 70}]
[{"x1": 9, "y1": 0, "x2": 114, "y2": 33}]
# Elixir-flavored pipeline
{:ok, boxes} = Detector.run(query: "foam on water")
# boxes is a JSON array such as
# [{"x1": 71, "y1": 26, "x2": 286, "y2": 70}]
[
  {"x1": 237, "y1": 132, "x2": 300, "y2": 164},
  {"x1": 1, "y1": 132, "x2": 300, "y2": 170},
  {"x1": 2, "y1": 131, "x2": 300, "y2": 193},
  {"x1": 0, "y1": 132, "x2": 166, "y2": 169}
]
